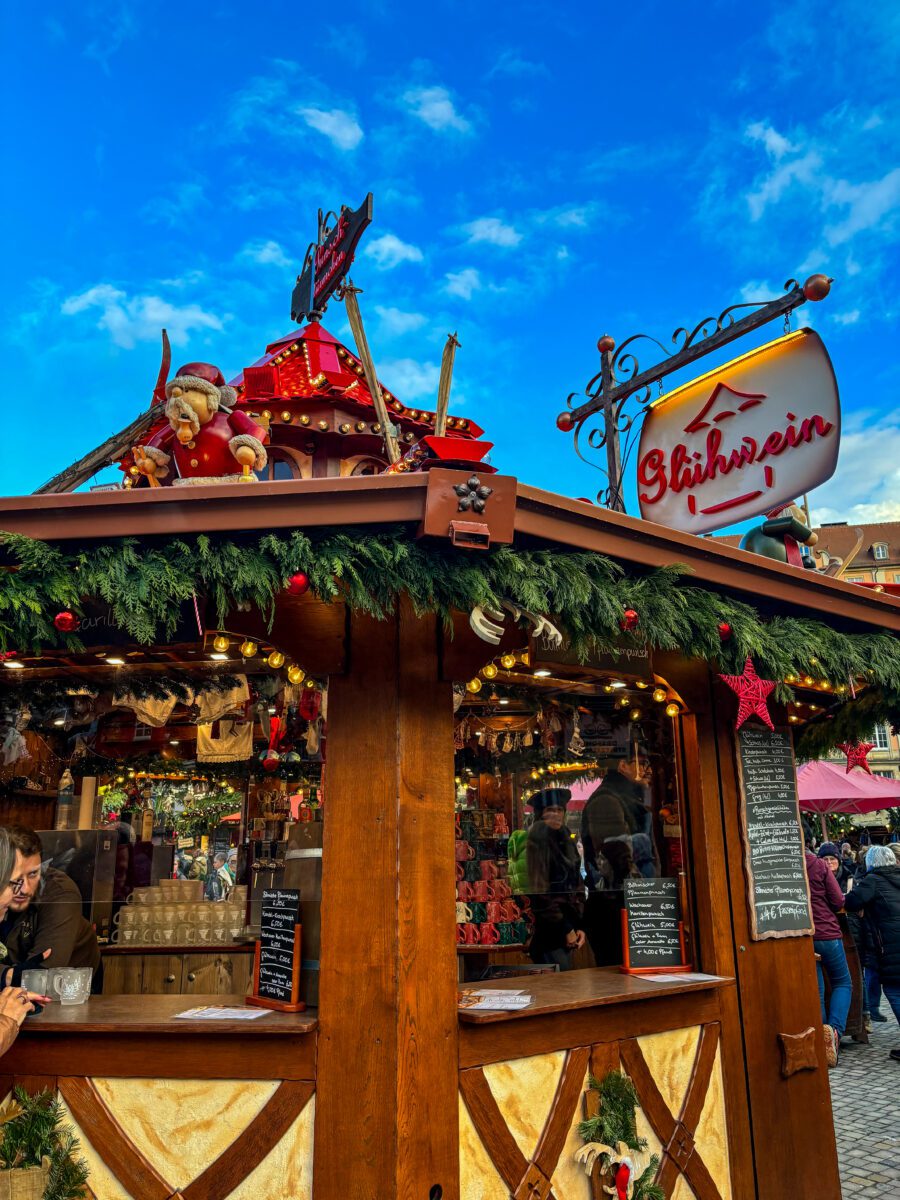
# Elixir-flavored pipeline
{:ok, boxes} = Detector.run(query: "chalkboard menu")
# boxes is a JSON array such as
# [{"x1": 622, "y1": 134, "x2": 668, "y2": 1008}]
[
  {"x1": 258, "y1": 889, "x2": 301, "y2": 1003},
  {"x1": 622, "y1": 877, "x2": 686, "y2": 971},
  {"x1": 736, "y1": 728, "x2": 813, "y2": 941}
]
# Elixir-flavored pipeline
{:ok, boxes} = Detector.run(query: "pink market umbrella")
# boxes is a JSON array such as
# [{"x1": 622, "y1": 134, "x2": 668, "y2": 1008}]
[{"x1": 798, "y1": 760, "x2": 900, "y2": 839}]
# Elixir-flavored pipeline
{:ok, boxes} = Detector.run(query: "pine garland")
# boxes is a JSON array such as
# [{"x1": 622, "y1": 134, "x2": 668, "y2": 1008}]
[
  {"x1": 576, "y1": 1072, "x2": 664, "y2": 1199},
  {"x1": 0, "y1": 1087, "x2": 89, "y2": 1200},
  {"x1": 3, "y1": 528, "x2": 900, "y2": 755}
]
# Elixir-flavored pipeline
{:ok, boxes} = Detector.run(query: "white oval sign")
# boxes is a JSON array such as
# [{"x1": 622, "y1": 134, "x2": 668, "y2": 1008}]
[{"x1": 636, "y1": 329, "x2": 840, "y2": 534}]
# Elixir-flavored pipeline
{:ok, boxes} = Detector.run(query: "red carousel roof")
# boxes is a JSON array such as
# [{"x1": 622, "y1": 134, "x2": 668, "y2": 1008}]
[{"x1": 229, "y1": 321, "x2": 482, "y2": 439}]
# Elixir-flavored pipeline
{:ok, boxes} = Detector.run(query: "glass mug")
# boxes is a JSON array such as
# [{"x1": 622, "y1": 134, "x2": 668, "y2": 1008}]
[
  {"x1": 21, "y1": 968, "x2": 48, "y2": 995},
  {"x1": 50, "y1": 967, "x2": 92, "y2": 1006}
]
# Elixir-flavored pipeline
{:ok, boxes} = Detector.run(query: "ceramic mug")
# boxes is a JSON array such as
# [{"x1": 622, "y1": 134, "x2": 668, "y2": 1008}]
[
  {"x1": 455, "y1": 864, "x2": 464, "y2": 881},
  {"x1": 486, "y1": 901, "x2": 504, "y2": 922},
  {"x1": 500, "y1": 900, "x2": 521, "y2": 922},
  {"x1": 480, "y1": 861, "x2": 500, "y2": 880},
  {"x1": 488, "y1": 880, "x2": 511, "y2": 900},
  {"x1": 455, "y1": 902, "x2": 473, "y2": 923},
  {"x1": 470, "y1": 881, "x2": 489, "y2": 902},
  {"x1": 480, "y1": 922, "x2": 501, "y2": 945},
  {"x1": 461, "y1": 923, "x2": 480, "y2": 945},
  {"x1": 456, "y1": 882, "x2": 472, "y2": 901}
]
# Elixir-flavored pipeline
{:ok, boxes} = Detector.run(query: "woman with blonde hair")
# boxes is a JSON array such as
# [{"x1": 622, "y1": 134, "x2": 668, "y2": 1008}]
[{"x1": 0, "y1": 828, "x2": 50, "y2": 1053}]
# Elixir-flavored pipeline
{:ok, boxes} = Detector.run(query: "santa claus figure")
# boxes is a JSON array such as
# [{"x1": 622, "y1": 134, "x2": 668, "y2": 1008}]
[{"x1": 132, "y1": 362, "x2": 268, "y2": 486}]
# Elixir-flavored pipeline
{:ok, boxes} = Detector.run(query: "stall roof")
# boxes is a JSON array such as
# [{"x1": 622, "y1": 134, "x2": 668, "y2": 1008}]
[{"x1": 2, "y1": 472, "x2": 900, "y2": 634}]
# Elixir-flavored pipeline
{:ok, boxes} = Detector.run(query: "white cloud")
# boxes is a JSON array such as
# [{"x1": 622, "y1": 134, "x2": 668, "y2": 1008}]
[
  {"x1": 61, "y1": 283, "x2": 223, "y2": 349},
  {"x1": 746, "y1": 148, "x2": 823, "y2": 220},
  {"x1": 374, "y1": 306, "x2": 427, "y2": 335},
  {"x1": 745, "y1": 121, "x2": 795, "y2": 160},
  {"x1": 809, "y1": 414, "x2": 900, "y2": 524},
  {"x1": 824, "y1": 167, "x2": 900, "y2": 245},
  {"x1": 487, "y1": 50, "x2": 548, "y2": 78},
  {"x1": 239, "y1": 240, "x2": 292, "y2": 268},
  {"x1": 401, "y1": 86, "x2": 472, "y2": 134},
  {"x1": 444, "y1": 268, "x2": 481, "y2": 300},
  {"x1": 832, "y1": 309, "x2": 860, "y2": 325},
  {"x1": 296, "y1": 106, "x2": 363, "y2": 150},
  {"x1": 533, "y1": 203, "x2": 600, "y2": 229},
  {"x1": 380, "y1": 358, "x2": 440, "y2": 401},
  {"x1": 462, "y1": 217, "x2": 522, "y2": 247},
  {"x1": 364, "y1": 233, "x2": 424, "y2": 270}
]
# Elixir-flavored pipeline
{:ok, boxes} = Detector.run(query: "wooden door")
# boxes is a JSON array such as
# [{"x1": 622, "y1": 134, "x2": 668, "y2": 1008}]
[
  {"x1": 101, "y1": 954, "x2": 143, "y2": 995},
  {"x1": 182, "y1": 953, "x2": 239, "y2": 995},
  {"x1": 140, "y1": 955, "x2": 184, "y2": 994}
]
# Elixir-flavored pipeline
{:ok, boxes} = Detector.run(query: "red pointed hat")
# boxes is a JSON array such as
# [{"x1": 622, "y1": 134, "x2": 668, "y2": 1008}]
[{"x1": 165, "y1": 362, "x2": 236, "y2": 411}]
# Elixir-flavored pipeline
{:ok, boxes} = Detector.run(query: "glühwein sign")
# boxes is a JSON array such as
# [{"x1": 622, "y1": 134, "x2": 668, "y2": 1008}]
[{"x1": 636, "y1": 329, "x2": 840, "y2": 534}]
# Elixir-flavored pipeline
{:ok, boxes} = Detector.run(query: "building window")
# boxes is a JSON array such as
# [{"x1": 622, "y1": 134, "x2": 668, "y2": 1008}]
[
  {"x1": 873, "y1": 770, "x2": 896, "y2": 779},
  {"x1": 845, "y1": 576, "x2": 864, "y2": 583},
  {"x1": 874, "y1": 543, "x2": 889, "y2": 560},
  {"x1": 871, "y1": 724, "x2": 891, "y2": 750}
]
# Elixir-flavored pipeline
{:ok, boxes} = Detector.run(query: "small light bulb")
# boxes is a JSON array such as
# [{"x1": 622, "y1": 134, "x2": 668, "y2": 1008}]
[
  {"x1": 212, "y1": 634, "x2": 229, "y2": 653},
  {"x1": 287, "y1": 665, "x2": 305, "y2": 684},
  {"x1": 482, "y1": 663, "x2": 499, "y2": 679},
  {"x1": 240, "y1": 640, "x2": 258, "y2": 658},
  {"x1": 466, "y1": 677, "x2": 483, "y2": 694},
  {"x1": 500, "y1": 654, "x2": 516, "y2": 670},
  {"x1": 652, "y1": 688, "x2": 667, "y2": 703},
  {"x1": 534, "y1": 669, "x2": 552, "y2": 678},
  {"x1": 629, "y1": 707, "x2": 642, "y2": 721},
  {"x1": 665, "y1": 703, "x2": 680, "y2": 718},
  {"x1": 267, "y1": 650, "x2": 285, "y2": 669}
]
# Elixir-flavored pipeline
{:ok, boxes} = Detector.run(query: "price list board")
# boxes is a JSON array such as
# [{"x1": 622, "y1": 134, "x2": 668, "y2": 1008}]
[
  {"x1": 258, "y1": 889, "x2": 301, "y2": 1005},
  {"x1": 736, "y1": 728, "x2": 813, "y2": 941},
  {"x1": 622, "y1": 877, "x2": 687, "y2": 972}
]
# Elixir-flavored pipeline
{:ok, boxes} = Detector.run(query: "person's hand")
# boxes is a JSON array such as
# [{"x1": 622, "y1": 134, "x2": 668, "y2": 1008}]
[
  {"x1": 8, "y1": 948, "x2": 51, "y2": 988},
  {"x1": 0, "y1": 986, "x2": 38, "y2": 1027},
  {"x1": 572, "y1": 930, "x2": 586, "y2": 950}
]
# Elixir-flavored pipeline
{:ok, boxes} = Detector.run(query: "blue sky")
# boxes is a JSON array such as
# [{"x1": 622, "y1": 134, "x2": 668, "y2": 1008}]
[{"x1": 3, "y1": 0, "x2": 899, "y2": 529}]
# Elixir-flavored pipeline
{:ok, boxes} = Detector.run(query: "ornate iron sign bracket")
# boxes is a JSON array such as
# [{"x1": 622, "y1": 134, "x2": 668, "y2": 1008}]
[{"x1": 557, "y1": 273, "x2": 832, "y2": 511}]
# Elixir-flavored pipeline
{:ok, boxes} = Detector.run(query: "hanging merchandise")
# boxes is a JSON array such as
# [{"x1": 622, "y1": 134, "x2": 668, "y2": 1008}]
[
  {"x1": 194, "y1": 676, "x2": 250, "y2": 724},
  {"x1": 196, "y1": 719, "x2": 253, "y2": 763},
  {"x1": 568, "y1": 712, "x2": 586, "y2": 757},
  {"x1": 54, "y1": 768, "x2": 75, "y2": 830},
  {"x1": 112, "y1": 691, "x2": 181, "y2": 728},
  {"x1": 718, "y1": 658, "x2": 776, "y2": 731}
]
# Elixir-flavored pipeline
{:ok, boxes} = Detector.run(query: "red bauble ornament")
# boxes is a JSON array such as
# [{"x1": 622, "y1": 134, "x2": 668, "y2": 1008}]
[
  {"x1": 262, "y1": 753, "x2": 280, "y2": 773},
  {"x1": 54, "y1": 611, "x2": 80, "y2": 633},
  {"x1": 597, "y1": 334, "x2": 616, "y2": 354},
  {"x1": 555, "y1": 411, "x2": 574, "y2": 432},
  {"x1": 619, "y1": 607, "x2": 639, "y2": 632},
  {"x1": 837, "y1": 741, "x2": 875, "y2": 775},
  {"x1": 803, "y1": 273, "x2": 832, "y2": 302},
  {"x1": 717, "y1": 622, "x2": 732, "y2": 642},
  {"x1": 718, "y1": 657, "x2": 776, "y2": 730},
  {"x1": 286, "y1": 572, "x2": 310, "y2": 596}
]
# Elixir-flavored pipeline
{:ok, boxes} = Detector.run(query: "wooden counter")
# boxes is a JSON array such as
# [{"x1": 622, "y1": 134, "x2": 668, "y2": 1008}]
[
  {"x1": 459, "y1": 967, "x2": 731, "y2": 1022},
  {"x1": 458, "y1": 968, "x2": 734, "y2": 1068},
  {"x1": 3, "y1": 994, "x2": 317, "y2": 1079}
]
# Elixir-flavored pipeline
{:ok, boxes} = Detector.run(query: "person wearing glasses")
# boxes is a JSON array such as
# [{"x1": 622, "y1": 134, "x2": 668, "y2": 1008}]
[
  {"x1": 0, "y1": 828, "x2": 52, "y2": 1050},
  {"x1": 0, "y1": 826, "x2": 101, "y2": 993}
]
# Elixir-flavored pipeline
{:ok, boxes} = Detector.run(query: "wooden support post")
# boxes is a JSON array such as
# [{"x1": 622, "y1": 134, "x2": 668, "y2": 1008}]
[{"x1": 315, "y1": 602, "x2": 459, "y2": 1200}]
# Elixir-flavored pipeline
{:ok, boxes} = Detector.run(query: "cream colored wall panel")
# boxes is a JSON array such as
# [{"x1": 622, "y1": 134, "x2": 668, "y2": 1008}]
[
  {"x1": 482, "y1": 1050, "x2": 565, "y2": 1157},
  {"x1": 91, "y1": 1078, "x2": 278, "y2": 1186},
  {"x1": 693, "y1": 1047, "x2": 732, "y2": 1199},
  {"x1": 549, "y1": 1064, "x2": 592, "y2": 1200},
  {"x1": 459, "y1": 1093, "x2": 509, "y2": 1200},
  {"x1": 635, "y1": 1026, "x2": 700, "y2": 1117},
  {"x1": 225, "y1": 1097, "x2": 315, "y2": 1200},
  {"x1": 671, "y1": 1174, "x2": 697, "y2": 1200}
]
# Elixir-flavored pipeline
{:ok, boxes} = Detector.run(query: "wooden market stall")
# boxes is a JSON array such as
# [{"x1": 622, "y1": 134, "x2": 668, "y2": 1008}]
[{"x1": 2, "y1": 462, "x2": 899, "y2": 1200}]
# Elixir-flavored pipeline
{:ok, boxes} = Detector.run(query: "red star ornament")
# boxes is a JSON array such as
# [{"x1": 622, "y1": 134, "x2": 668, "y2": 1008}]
[
  {"x1": 719, "y1": 657, "x2": 776, "y2": 730},
  {"x1": 837, "y1": 741, "x2": 875, "y2": 774}
]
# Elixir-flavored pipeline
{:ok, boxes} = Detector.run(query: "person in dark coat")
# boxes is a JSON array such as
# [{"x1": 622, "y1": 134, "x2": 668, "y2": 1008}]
[
  {"x1": 580, "y1": 752, "x2": 651, "y2": 966},
  {"x1": 818, "y1": 842, "x2": 853, "y2": 894},
  {"x1": 806, "y1": 847, "x2": 851, "y2": 1066},
  {"x1": 526, "y1": 789, "x2": 585, "y2": 971},
  {"x1": 845, "y1": 845, "x2": 900, "y2": 1060}
]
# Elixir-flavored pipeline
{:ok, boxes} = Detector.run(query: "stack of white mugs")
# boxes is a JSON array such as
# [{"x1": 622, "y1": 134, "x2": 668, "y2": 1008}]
[{"x1": 111, "y1": 879, "x2": 249, "y2": 946}]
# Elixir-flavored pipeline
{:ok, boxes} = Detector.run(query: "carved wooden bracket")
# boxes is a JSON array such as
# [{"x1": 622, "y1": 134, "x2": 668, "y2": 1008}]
[{"x1": 778, "y1": 1028, "x2": 819, "y2": 1078}]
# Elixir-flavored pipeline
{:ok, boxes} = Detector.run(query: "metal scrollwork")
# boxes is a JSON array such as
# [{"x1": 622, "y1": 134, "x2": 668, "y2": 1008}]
[{"x1": 558, "y1": 275, "x2": 821, "y2": 510}]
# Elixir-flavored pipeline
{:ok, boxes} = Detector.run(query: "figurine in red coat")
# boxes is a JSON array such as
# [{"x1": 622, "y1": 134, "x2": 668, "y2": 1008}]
[{"x1": 132, "y1": 362, "x2": 268, "y2": 486}]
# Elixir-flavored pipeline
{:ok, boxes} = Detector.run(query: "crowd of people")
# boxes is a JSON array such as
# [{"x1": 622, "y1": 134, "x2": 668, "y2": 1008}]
[{"x1": 808, "y1": 836, "x2": 900, "y2": 1066}]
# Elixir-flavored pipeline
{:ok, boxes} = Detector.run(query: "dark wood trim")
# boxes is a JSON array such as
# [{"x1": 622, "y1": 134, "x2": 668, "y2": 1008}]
[
  {"x1": 181, "y1": 1080, "x2": 314, "y2": 1200},
  {"x1": 533, "y1": 1045, "x2": 591, "y2": 1180},
  {"x1": 2, "y1": 1033, "x2": 316, "y2": 1079},
  {"x1": 460, "y1": 988, "x2": 723, "y2": 1069},
  {"x1": 458, "y1": 1067, "x2": 527, "y2": 1193},
  {"x1": 59, "y1": 1076, "x2": 172, "y2": 1200}
]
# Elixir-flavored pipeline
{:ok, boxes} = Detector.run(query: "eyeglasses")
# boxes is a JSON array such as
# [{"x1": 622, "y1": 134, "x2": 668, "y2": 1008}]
[{"x1": 9, "y1": 868, "x2": 41, "y2": 894}]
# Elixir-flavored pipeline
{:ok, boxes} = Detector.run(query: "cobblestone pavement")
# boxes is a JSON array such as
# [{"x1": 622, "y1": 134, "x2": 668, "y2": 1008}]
[{"x1": 829, "y1": 1013, "x2": 900, "y2": 1198}]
